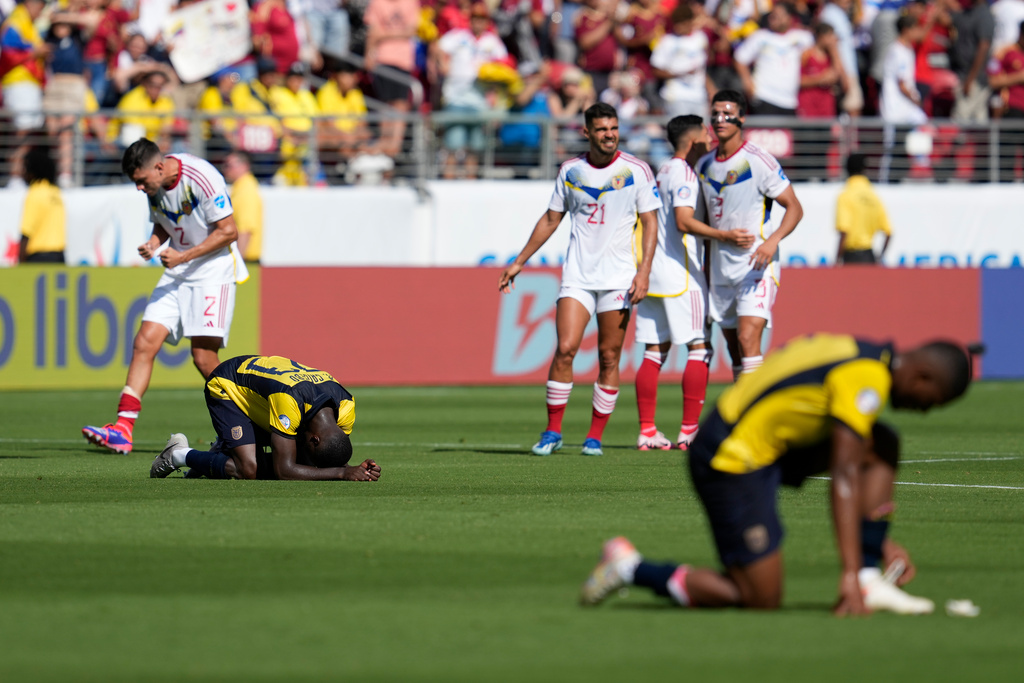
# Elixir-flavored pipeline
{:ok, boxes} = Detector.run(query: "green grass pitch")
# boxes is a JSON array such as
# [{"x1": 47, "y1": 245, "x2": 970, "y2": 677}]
[{"x1": 1, "y1": 381, "x2": 1022, "y2": 682}]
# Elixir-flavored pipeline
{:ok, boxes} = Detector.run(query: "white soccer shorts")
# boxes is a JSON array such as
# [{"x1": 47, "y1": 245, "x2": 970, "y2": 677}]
[
  {"x1": 558, "y1": 286, "x2": 631, "y2": 316},
  {"x1": 710, "y1": 275, "x2": 777, "y2": 329},
  {"x1": 142, "y1": 273, "x2": 236, "y2": 346},
  {"x1": 635, "y1": 289, "x2": 709, "y2": 346}
]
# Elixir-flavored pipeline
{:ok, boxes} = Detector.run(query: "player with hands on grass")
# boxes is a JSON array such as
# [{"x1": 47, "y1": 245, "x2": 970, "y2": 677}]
[
  {"x1": 151, "y1": 355, "x2": 380, "y2": 481},
  {"x1": 582, "y1": 335, "x2": 979, "y2": 615}
]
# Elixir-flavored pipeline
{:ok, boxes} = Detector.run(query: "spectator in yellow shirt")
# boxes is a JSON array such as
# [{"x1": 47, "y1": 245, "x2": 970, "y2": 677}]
[
  {"x1": 270, "y1": 62, "x2": 321, "y2": 185},
  {"x1": 836, "y1": 154, "x2": 892, "y2": 265},
  {"x1": 197, "y1": 67, "x2": 243, "y2": 151},
  {"x1": 19, "y1": 146, "x2": 66, "y2": 264},
  {"x1": 223, "y1": 150, "x2": 264, "y2": 264},
  {"x1": 317, "y1": 58, "x2": 373, "y2": 179},
  {"x1": 109, "y1": 70, "x2": 176, "y2": 149}
]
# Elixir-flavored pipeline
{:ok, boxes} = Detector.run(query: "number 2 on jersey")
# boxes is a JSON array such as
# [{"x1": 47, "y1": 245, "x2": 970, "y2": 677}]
[
  {"x1": 173, "y1": 226, "x2": 191, "y2": 247},
  {"x1": 585, "y1": 203, "x2": 606, "y2": 225}
]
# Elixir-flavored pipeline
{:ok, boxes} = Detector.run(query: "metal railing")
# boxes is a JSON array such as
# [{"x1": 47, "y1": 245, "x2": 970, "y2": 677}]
[{"x1": 3, "y1": 109, "x2": 1024, "y2": 187}]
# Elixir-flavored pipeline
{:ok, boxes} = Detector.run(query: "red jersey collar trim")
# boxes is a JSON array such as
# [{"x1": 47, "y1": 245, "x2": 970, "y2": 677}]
[
  {"x1": 587, "y1": 150, "x2": 621, "y2": 169},
  {"x1": 165, "y1": 157, "x2": 183, "y2": 191},
  {"x1": 715, "y1": 140, "x2": 747, "y2": 162}
]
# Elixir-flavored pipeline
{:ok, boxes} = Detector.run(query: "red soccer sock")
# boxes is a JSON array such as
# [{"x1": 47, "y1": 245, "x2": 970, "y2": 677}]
[
  {"x1": 586, "y1": 384, "x2": 619, "y2": 441},
  {"x1": 545, "y1": 380, "x2": 572, "y2": 433},
  {"x1": 114, "y1": 392, "x2": 141, "y2": 437},
  {"x1": 636, "y1": 351, "x2": 664, "y2": 434},
  {"x1": 682, "y1": 349, "x2": 711, "y2": 428}
]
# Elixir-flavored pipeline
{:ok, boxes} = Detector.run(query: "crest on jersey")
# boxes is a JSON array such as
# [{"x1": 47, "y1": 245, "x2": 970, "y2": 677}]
[
  {"x1": 183, "y1": 202, "x2": 193, "y2": 216},
  {"x1": 725, "y1": 170, "x2": 739, "y2": 185},
  {"x1": 231, "y1": 426, "x2": 243, "y2": 440},
  {"x1": 612, "y1": 176, "x2": 625, "y2": 190}
]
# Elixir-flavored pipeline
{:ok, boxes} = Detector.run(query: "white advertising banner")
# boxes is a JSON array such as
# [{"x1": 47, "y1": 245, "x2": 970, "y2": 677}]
[
  {"x1": 162, "y1": 0, "x2": 252, "y2": 84},
  {"x1": 2, "y1": 182, "x2": 1023, "y2": 268}
]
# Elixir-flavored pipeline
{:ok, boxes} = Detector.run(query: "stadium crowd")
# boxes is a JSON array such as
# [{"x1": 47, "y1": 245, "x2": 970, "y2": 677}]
[{"x1": 2, "y1": 0, "x2": 1023, "y2": 185}]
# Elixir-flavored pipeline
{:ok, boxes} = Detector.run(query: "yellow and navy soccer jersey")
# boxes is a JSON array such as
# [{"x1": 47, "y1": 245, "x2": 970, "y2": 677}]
[
  {"x1": 695, "y1": 334, "x2": 893, "y2": 475},
  {"x1": 206, "y1": 356, "x2": 355, "y2": 438}
]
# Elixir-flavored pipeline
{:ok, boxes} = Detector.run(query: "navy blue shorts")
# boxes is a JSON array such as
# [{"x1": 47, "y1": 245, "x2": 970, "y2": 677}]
[{"x1": 204, "y1": 387, "x2": 270, "y2": 451}]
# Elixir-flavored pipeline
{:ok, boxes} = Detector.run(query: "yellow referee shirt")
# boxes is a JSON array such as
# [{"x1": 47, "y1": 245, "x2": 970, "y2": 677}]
[
  {"x1": 20, "y1": 179, "x2": 66, "y2": 255},
  {"x1": 836, "y1": 176, "x2": 891, "y2": 252},
  {"x1": 230, "y1": 171, "x2": 263, "y2": 262}
]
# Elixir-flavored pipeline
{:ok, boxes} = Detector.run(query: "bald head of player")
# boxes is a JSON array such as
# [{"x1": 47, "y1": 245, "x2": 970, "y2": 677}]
[
  {"x1": 300, "y1": 406, "x2": 354, "y2": 468},
  {"x1": 582, "y1": 102, "x2": 620, "y2": 164},
  {"x1": 890, "y1": 341, "x2": 977, "y2": 411},
  {"x1": 123, "y1": 138, "x2": 179, "y2": 197}
]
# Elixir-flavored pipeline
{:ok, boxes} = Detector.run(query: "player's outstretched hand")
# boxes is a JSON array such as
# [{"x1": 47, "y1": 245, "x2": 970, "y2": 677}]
[
  {"x1": 341, "y1": 461, "x2": 380, "y2": 481},
  {"x1": 498, "y1": 263, "x2": 523, "y2": 293},
  {"x1": 882, "y1": 539, "x2": 917, "y2": 586},
  {"x1": 749, "y1": 242, "x2": 773, "y2": 270},
  {"x1": 833, "y1": 570, "x2": 869, "y2": 616},
  {"x1": 727, "y1": 228, "x2": 755, "y2": 249}
]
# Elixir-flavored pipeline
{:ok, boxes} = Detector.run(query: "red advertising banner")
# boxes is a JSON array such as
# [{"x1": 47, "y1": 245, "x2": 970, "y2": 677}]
[{"x1": 261, "y1": 267, "x2": 981, "y2": 386}]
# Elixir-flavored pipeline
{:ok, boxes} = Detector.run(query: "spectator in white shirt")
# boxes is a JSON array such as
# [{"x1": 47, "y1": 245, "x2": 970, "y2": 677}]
[
  {"x1": 733, "y1": 2, "x2": 814, "y2": 116},
  {"x1": 650, "y1": 3, "x2": 715, "y2": 119}
]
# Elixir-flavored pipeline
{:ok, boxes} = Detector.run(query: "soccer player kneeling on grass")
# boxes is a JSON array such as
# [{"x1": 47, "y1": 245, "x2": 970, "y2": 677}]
[
  {"x1": 581, "y1": 335, "x2": 977, "y2": 615},
  {"x1": 150, "y1": 355, "x2": 380, "y2": 481}
]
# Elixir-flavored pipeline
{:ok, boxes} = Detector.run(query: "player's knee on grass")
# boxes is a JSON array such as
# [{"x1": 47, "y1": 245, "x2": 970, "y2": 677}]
[{"x1": 229, "y1": 447, "x2": 259, "y2": 480}]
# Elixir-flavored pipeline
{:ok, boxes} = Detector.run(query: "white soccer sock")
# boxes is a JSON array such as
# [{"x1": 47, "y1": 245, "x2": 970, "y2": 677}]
[
  {"x1": 592, "y1": 383, "x2": 619, "y2": 415},
  {"x1": 741, "y1": 356, "x2": 763, "y2": 375},
  {"x1": 545, "y1": 380, "x2": 572, "y2": 406},
  {"x1": 643, "y1": 349, "x2": 668, "y2": 366},
  {"x1": 171, "y1": 447, "x2": 192, "y2": 468},
  {"x1": 688, "y1": 348, "x2": 711, "y2": 363}
]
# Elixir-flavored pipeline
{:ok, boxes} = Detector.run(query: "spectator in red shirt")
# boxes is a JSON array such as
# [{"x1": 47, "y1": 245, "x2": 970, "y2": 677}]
[
  {"x1": 82, "y1": 0, "x2": 132, "y2": 107},
  {"x1": 437, "y1": 0, "x2": 473, "y2": 36},
  {"x1": 574, "y1": 0, "x2": 621, "y2": 95},
  {"x1": 798, "y1": 22, "x2": 844, "y2": 118},
  {"x1": 251, "y1": 0, "x2": 301, "y2": 75},
  {"x1": 989, "y1": 21, "x2": 1024, "y2": 179},
  {"x1": 614, "y1": 0, "x2": 665, "y2": 107}
]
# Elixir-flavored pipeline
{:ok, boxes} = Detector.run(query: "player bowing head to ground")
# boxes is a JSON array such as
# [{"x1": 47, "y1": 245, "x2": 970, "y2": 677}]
[
  {"x1": 498, "y1": 103, "x2": 662, "y2": 457},
  {"x1": 697, "y1": 90, "x2": 803, "y2": 380},
  {"x1": 583, "y1": 335, "x2": 977, "y2": 615},
  {"x1": 82, "y1": 139, "x2": 248, "y2": 455},
  {"x1": 150, "y1": 355, "x2": 380, "y2": 481},
  {"x1": 634, "y1": 115, "x2": 755, "y2": 451}
]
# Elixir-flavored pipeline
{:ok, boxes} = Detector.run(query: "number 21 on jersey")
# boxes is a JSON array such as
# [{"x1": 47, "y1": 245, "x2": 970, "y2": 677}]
[{"x1": 584, "y1": 203, "x2": 606, "y2": 225}]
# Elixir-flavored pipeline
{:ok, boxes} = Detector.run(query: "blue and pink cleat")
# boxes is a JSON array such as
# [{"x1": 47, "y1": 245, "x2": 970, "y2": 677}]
[{"x1": 82, "y1": 424, "x2": 133, "y2": 455}]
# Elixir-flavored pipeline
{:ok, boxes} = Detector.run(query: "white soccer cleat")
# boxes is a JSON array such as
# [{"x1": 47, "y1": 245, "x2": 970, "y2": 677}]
[
  {"x1": 151, "y1": 433, "x2": 189, "y2": 479},
  {"x1": 859, "y1": 562, "x2": 935, "y2": 615},
  {"x1": 637, "y1": 430, "x2": 673, "y2": 451},
  {"x1": 677, "y1": 426, "x2": 698, "y2": 451},
  {"x1": 580, "y1": 536, "x2": 641, "y2": 606}
]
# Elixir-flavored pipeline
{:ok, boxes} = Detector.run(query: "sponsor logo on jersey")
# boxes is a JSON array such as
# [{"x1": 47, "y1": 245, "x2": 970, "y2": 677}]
[
  {"x1": 778, "y1": 168, "x2": 788, "y2": 181},
  {"x1": 215, "y1": 195, "x2": 226, "y2": 209},
  {"x1": 678, "y1": 186, "x2": 691, "y2": 199},
  {"x1": 652, "y1": 184, "x2": 660, "y2": 198}
]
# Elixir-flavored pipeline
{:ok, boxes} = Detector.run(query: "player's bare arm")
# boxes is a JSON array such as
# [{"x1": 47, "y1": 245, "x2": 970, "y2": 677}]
[
  {"x1": 138, "y1": 224, "x2": 171, "y2": 259},
  {"x1": 160, "y1": 215, "x2": 239, "y2": 269},
  {"x1": 750, "y1": 185, "x2": 803, "y2": 270},
  {"x1": 268, "y1": 432, "x2": 380, "y2": 482},
  {"x1": 830, "y1": 422, "x2": 870, "y2": 616},
  {"x1": 629, "y1": 209, "x2": 658, "y2": 304},
  {"x1": 498, "y1": 209, "x2": 565, "y2": 293},
  {"x1": 675, "y1": 206, "x2": 754, "y2": 248}
]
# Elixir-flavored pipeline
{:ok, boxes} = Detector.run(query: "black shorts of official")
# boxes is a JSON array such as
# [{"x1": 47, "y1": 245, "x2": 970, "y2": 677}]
[
  {"x1": 372, "y1": 69, "x2": 412, "y2": 104},
  {"x1": 842, "y1": 249, "x2": 876, "y2": 265},
  {"x1": 690, "y1": 411, "x2": 899, "y2": 568},
  {"x1": 23, "y1": 251, "x2": 65, "y2": 263}
]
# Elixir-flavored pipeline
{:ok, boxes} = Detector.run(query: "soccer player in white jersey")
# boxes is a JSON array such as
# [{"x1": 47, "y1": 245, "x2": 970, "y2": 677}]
[
  {"x1": 634, "y1": 115, "x2": 754, "y2": 451},
  {"x1": 499, "y1": 102, "x2": 661, "y2": 457},
  {"x1": 82, "y1": 138, "x2": 249, "y2": 454},
  {"x1": 696, "y1": 90, "x2": 803, "y2": 379}
]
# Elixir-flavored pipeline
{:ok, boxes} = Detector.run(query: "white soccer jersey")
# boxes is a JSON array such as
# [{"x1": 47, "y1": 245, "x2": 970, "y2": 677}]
[
  {"x1": 148, "y1": 153, "x2": 248, "y2": 284},
  {"x1": 650, "y1": 31, "x2": 709, "y2": 107},
  {"x1": 548, "y1": 151, "x2": 661, "y2": 290},
  {"x1": 649, "y1": 157, "x2": 703, "y2": 297},
  {"x1": 696, "y1": 141, "x2": 790, "y2": 286},
  {"x1": 733, "y1": 28, "x2": 814, "y2": 110}
]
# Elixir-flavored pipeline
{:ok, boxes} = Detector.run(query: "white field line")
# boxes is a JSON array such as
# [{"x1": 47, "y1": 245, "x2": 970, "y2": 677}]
[
  {"x1": 808, "y1": 476, "x2": 1024, "y2": 491},
  {"x1": 901, "y1": 456, "x2": 1022, "y2": 463}
]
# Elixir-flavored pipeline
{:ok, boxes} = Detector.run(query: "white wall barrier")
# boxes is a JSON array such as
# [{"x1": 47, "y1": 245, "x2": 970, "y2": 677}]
[{"x1": 3, "y1": 181, "x2": 1023, "y2": 268}]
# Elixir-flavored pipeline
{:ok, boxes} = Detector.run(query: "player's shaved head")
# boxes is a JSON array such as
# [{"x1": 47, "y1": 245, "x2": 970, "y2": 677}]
[
  {"x1": 122, "y1": 138, "x2": 162, "y2": 177},
  {"x1": 310, "y1": 429, "x2": 353, "y2": 469},
  {"x1": 666, "y1": 115, "x2": 706, "y2": 151},
  {"x1": 891, "y1": 340, "x2": 978, "y2": 410}
]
